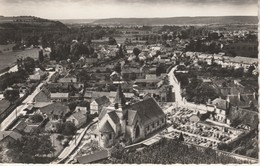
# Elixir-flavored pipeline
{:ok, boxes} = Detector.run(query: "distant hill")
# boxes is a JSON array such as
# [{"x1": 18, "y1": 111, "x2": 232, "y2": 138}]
[
  {"x1": 58, "y1": 19, "x2": 97, "y2": 24},
  {"x1": 92, "y1": 16, "x2": 258, "y2": 25},
  {"x1": 0, "y1": 16, "x2": 68, "y2": 31}
]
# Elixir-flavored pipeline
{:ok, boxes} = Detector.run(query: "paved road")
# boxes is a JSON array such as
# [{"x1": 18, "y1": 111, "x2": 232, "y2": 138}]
[
  {"x1": 167, "y1": 66, "x2": 183, "y2": 106},
  {"x1": 0, "y1": 72, "x2": 55, "y2": 131}
]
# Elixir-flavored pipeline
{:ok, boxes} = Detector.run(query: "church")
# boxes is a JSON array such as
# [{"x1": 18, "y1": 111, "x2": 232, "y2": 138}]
[{"x1": 94, "y1": 85, "x2": 166, "y2": 148}]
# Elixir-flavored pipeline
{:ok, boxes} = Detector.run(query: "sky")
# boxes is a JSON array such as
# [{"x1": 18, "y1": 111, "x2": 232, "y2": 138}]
[{"x1": 0, "y1": 0, "x2": 258, "y2": 19}]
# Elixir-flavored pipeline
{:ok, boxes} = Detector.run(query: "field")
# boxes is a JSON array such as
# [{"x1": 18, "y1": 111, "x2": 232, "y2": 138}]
[
  {"x1": 0, "y1": 48, "x2": 40, "y2": 71},
  {"x1": 0, "y1": 44, "x2": 15, "y2": 53}
]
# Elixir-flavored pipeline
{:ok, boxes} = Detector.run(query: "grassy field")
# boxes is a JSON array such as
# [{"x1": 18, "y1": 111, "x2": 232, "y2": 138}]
[
  {"x1": 0, "y1": 44, "x2": 15, "y2": 53},
  {"x1": 0, "y1": 48, "x2": 40, "y2": 71}
]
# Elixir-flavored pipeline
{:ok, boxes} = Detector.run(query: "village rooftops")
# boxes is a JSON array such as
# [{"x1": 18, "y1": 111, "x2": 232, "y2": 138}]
[
  {"x1": 230, "y1": 56, "x2": 258, "y2": 64},
  {"x1": 74, "y1": 106, "x2": 88, "y2": 115},
  {"x1": 95, "y1": 96, "x2": 110, "y2": 106},
  {"x1": 57, "y1": 77, "x2": 77, "y2": 83},
  {"x1": 39, "y1": 103, "x2": 70, "y2": 117},
  {"x1": 50, "y1": 93, "x2": 69, "y2": 99},
  {"x1": 135, "y1": 79, "x2": 161, "y2": 83},
  {"x1": 70, "y1": 112, "x2": 86, "y2": 123}
]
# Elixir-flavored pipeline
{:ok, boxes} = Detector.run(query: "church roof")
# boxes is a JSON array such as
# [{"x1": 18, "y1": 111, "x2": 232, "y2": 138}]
[
  {"x1": 99, "y1": 121, "x2": 114, "y2": 133},
  {"x1": 127, "y1": 110, "x2": 137, "y2": 125},
  {"x1": 107, "y1": 111, "x2": 120, "y2": 124},
  {"x1": 95, "y1": 96, "x2": 110, "y2": 105},
  {"x1": 125, "y1": 98, "x2": 165, "y2": 125},
  {"x1": 98, "y1": 108, "x2": 108, "y2": 120}
]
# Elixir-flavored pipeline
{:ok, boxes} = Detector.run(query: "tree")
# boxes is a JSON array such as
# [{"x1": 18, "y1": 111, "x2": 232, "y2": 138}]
[
  {"x1": 7, "y1": 133, "x2": 55, "y2": 163},
  {"x1": 4, "y1": 88, "x2": 19, "y2": 104},
  {"x1": 38, "y1": 50, "x2": 44, "y2": 63},
  {"x1": 68, "y1": 101, "x2": 78, "y2": 111},
  {"x1": 23, "y1": 57, "x2": 35, "y2": 73},
  {"x1": 108, "y1": 37, "x2": 117, "y2": 45},
  {"x1": 62, "y1": 122, "x2": 77, "y2": 136},
  {"x1": 133, "y1": 48, "x2": 141, "y2": 58},
  {"x1": 114, "y1": 62, "x2": 122, "y2": 74},
  {"x1": 31, "y1": 114, "x2": 44, "y2": 123},
  {"x1": 56, "y1": 134, "x2": 64, "y2": 142},
  {"x1": 178, "y1": 132, "x2": 184, "y2": 141}
]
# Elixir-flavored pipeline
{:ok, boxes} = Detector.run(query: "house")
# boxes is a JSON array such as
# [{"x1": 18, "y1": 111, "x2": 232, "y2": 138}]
[
  {"x1": 29, "y1": 69, "x2": 46, "y2": 81},
  {"x1": 211, "y1": 98, "x2": 230, "y2": 123},
  {"x1": 34, "y1": 87, "x2": 51, "y2": 103},
  {"x1": 12, "y1": 119, "x2": 27, "y2": 134},
  {"x1": 227, "y1": 93, "x2": 258, "y2": 110},
  {"x1": 0, "y1": 131, "x2": 22, "y2": 147},
  {"x1": 58, "y1": 77, "x2": 77, "y2": 83},
  {"x1": 77, "y1": 150, "x2": 109, "y2": 164},
  {"x1": 74, "y1": 106, "x2": 88, "y2": 115},
  {"x1": 84, "y1": 91, "x2": 118, "y2": 102},
  {"x1": 67, "y1": 112, "x2": 87, "y2": 128},
  {"x1": 0, "y1": 99, "x2": 10, "y2": 115},
  {"x1": 134, "y1": 79, "x2": 161, "y2": 89},
  {"x1": 39, "y1": 103, "x2": 70, "y2": 120},
  {"x1": 91, "y1": 96, "x2": 111, "y2": 114},
  {"x1": 12, "y1": 118, "x2": 39, "y2": 134},
  {"x1": 229, "y1": 56, "x2": 258, "y2": 71},
  {"x1": 50, "y1": 93, "x2": 69, "y2": 102},
  {"x1": 94, "y1": 86, "x2": 166, "y2": 148},
  {"x1": 24, "y1": 104, "x2": 34, "y2": 114},
  {"x1": 122, "y1": 67, "x2": 145, "y2": 80}
]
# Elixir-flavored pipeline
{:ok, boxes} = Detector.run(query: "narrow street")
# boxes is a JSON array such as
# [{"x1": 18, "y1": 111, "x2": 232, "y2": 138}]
[
  {"x1": 52, "y1": 118, "x2": 98, "y2": 164},
  {"x1": 167, "y1": 65, "x2": 183, "y2": 106},
  {"x1": 0, "y1": 71, "x2": 55, "y2": 131}
]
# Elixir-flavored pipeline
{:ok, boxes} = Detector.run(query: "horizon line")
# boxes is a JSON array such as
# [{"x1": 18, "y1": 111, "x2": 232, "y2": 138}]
[{"x1": 0, "y1": 15, "x2": 257, "y2": 20}]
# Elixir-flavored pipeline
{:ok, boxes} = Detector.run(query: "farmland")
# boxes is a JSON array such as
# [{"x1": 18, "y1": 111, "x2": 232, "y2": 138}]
[{"x1": 0, "y1": 47, "x2": 40, "y2": 72}]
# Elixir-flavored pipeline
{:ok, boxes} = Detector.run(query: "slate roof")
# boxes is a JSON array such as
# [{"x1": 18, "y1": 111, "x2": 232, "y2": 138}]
[
  {"x1": 95, "y1": 96, "x2": 110, "y2": 105},
  {"x1": 40, "y1": 103, "x2": 69, "y2": 117},
  {"x1": 122, "y1": 68, "x2": 141, "y2": 74},
  {"x1": 98, "y1": 107, "x2": 108, "y2": 120},
  {"x1": 33, "y1": 102, "x2": 52, "y2": 108},
  {"x1": 0, "y1": 99, "x2": 10, "y2": 114},
  {"x1": 99, "y1": 121, "x2": 114, "y2": 133},
  {"x1": 58, "y1": 77, "x2": 77, "y2": 83},
  {"x1": 77, "y1": 150, "x2": 109, "y2": 164},
  {"x1": 70, "y1": 112, "x2": 86, "y2": 123},
  {"x1": 125, "y1": 98, "x2": 165, "y2": 125},
  {"x1": 51, "y1": 93, "x2": 69, "y2": 99},
  {"x1": 12, "y1": 119, "x2": 27, "y2": 133},
  {"x1": 0, "y1": 131, "x2": 22, "y2": 142},
  {"x1": 135, "y1": 79, "x2": 161, "y2": 83},
  {"x1": 74, "y1": 106, "x2": 88, "y2": 115},
  {"x1": 107, "y1": 111, "x2": 120, "y2": 124},
  {"x1": 212, "y1": 98, "x2": 229, "y2": 110},
  {"x1": 34, "y1": 87, "x2": 51, "y2": 102}
]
